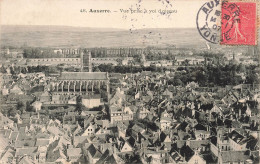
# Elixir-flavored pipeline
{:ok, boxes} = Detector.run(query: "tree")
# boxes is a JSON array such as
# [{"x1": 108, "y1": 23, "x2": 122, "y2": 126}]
[
  {"x1": 8, "y1": 107, "x2": 17, "y2": 117},
  {"x1": 184, "y1": 59, "x2": 190, "y2": 66},
  {"x1": 0, "y1": 66, "x2": 7, "y2": 73},
  {"x1": 9, "y1": 67, "x2": 15, "y2": 75},
  {"x1": 21, "y1": 67, "x2": 27, "y2": 74},
  {"x1": 26, "y1": 101, "x2": 33, "y2": 112},
  {"x1": 173, "y1": 78, "x2": 183, "y2": 86},
  {"x1": 76, "y1": 95, "x2": 83, "y2": 113},
  {"x1": 17, "y1": 101, "x2": 25, "y2": 111},
  {"x1": 116, "y1": 58, "x2": 123, "y2": 65}
]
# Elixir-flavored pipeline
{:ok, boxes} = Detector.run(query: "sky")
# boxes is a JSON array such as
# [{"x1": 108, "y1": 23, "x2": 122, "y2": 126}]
[{"x1": 0, "y1": 0, "x2": 208, "y2": 29}]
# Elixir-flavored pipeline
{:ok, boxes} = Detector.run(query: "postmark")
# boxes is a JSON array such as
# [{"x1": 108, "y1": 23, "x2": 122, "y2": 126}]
[
  {"x1": 196, "y1": 0, "x2": 221, "y2": 44},
  {"x1": 221, "y1": 1, "x2": 257, "y2": 45}
]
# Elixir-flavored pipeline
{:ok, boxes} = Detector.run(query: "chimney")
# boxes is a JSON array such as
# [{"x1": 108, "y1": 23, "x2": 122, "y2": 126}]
[
  {"x1": 254, "y1": 120, "x2": 257, "y2": 127},
  {"x1": 100, "y1": 144, "x2": 104, "y2": 153},
  {"x1": 207, "y1": 125, "x2": 210, "y2": 132},
  {"x1": 113, "y1": 145, "x2": 117, "y2": 154}
]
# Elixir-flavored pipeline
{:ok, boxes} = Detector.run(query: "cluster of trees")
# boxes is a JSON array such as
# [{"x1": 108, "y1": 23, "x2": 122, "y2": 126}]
[
  {"x1": 6, "y1": 101, "x2": 33, "y2": 117},
  {"x1": 94, "y1": 63, "x2": 258, "y2": 87},
  {"x1": 93, "y1": 64, "x2": 166, "y2": 74},
  {"x1": 169, "y1": 64, "x2": 258, "y2": 87},
  {"x1": 23, "y1": 48, "x2": 63, "y2": 58},
  {"x1": 1, "y1": 65, "x2": 66, "y2": 75},
  {"x1": 146, "y1": 52, "x2": 175, "y2": 61},
  {"x1": 1, "y1": 58, "x2": 257, "y2": 89}
]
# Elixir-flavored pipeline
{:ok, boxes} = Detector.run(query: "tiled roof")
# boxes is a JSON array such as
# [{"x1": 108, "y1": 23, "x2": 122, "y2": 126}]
[
  {"x1": 35, "y1": 139, "x2": 50, "y2": 147},
  {"x1": 58, "y1": 72, "x2": 108, "y2": 80},
  {"x1": 67, "y1": 148, "x2": 82, "y2": 157},
  {"x1": 220, "y1": 151, "x2": 250, "y2": 163},
  {"x1": 87, "y1": 144, "x2": 102, "y2": 158},
  {"x1": 15, "y1": 147, "x2": 37, "y2": 156},
  {"x1": 0, "y1": 134, "x2": 9, "y2": 152},
  {"x1": 73, "y1": 136, "x2": 88, "y2": 147},
  {"x1": 188, "y1": 140, "x2": 209, "y2": 149}
]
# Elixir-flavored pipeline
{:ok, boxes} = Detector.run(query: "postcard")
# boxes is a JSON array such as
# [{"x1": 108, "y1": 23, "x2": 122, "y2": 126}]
[{"x1": 0, "y1": 0, "x2": 259, "y2": 164}]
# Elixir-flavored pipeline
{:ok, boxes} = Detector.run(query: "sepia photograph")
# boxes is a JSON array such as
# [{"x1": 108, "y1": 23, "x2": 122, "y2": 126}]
[{"x1": 0, "y1": 0, "x2": 259, "y2": 163}]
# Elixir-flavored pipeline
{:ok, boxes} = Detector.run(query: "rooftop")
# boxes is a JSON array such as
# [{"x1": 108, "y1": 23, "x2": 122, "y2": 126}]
[{"x1": 58, "y1": 72, "x2": 108, "y2": 80}]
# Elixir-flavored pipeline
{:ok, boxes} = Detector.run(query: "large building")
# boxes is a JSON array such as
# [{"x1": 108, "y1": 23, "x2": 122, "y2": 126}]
[
  {"x1": 48, "y1": 72, "x2": 110, "y2": 104},
  {"x1": 81, "y1": 51, "x2": 92, "y2": 72},
  {"x1": 51, "y1": 72, "x2": 109, "y2": 94},
  {"x1": 174, "y1": 56, "x2": 205, "y2": 65},
  {"x1": 26, "y1": 58, "x2": 81, "y2": 66}
]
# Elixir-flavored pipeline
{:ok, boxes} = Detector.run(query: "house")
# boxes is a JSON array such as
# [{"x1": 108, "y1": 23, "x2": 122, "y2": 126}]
[
  {"x1": 162, "y1": 89, "x2": 173, "y2": 99},
  {"x1": 143, "y1": 147, "x2": 170, "y2": 164},
  {"x1": 210, "y1": 102, "x2": 227, "y2": 117},
  {"x1": 160, "y1": 117, "x2": 172, "y2": 131},
  {"x1": 119, "y1": 140, "x2": 133, "y2": 153},
  {"x1": 137, "y1": 107, "x2": 150, "y2": 119},
  {"x1": 96, "y1": 149, "x2": 125, "y2": 164},
  {"x1": 82, "y1": 123, "x2": 96, "y2": 136},
  {"x1": 109, "y1": 87, "x2": 126, "y2": 106},
  {"x1": 46, "y1": 138, "x2": 69, "y2": 163},
  {"x1": 110, "y1": 105, "x2": 133, "y2": 123},
  {"x1": 122, "y1": 106, "x2": 134, "y2": 121},
  {"x1": 46, "y1": 148, "x2": 67, "y2": 163},
  {"x1": 0, "y1": 112, "x2": 14, "y2": 129},
  {"x1": 0, "y1": 147, "x2": 15, "y2": 163},
  {"x1": 216, "y1": 127, "x2": 230, "y2": 153},
  {"x1": 187, "y1": 151, "x2": 206, "y2": 164},
  {"x1": 1, "y1": 86, "x2": 9, "y2": 95},
  {"x1": 160, "y1": 132, "x2": 171, "y2": 143},
  {"x1": 222, "y1": 91, "x2": 239, "y2": 106},
  {"x1": 130, "y1": 124, "x2": 146, "y2": 139},
  {"x1": 160, "y1": 110, "x2": 171, "y2": 118},
  {"x1": 95, "y1": 127, "x2": 110, "y2": 136},
  {"x1": 186, "y1": 81, "x2": 199, "y2": 90},
  {"x1": 194, "y1": 124, "x2": 210, "y2": 140},
  {"x1": 17, "y1": 156, "x2": 34, "y2": 164},
  {"x1": 180, "y1": 145, "x2": 206, "y2": 164},
  {"x1": 228, "y1": 130, "x2": 247, "y2": 151},
  {"x1": 82, "y1": 94, "x2": 102, "y2": 108},
  {"x1": 9, "y1": 85, "x2": 24, "y2": 95},
  {"x1": 170, "y1": 151, "x2": 186, "y2": 163},
  {"x1": 187, "y1": 140, "x2": 210, "y2": 153},
  {"x1": 174, "y1": 56, "x2": 204, "y2": 65},
  {"x1": 117, "y1": 122, "x2": 128, "y2": 138}
]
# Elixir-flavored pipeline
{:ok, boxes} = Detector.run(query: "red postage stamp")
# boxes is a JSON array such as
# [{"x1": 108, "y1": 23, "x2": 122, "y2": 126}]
[{"x1": 221, "y1": 1, "x2": 257, "y2": 45}]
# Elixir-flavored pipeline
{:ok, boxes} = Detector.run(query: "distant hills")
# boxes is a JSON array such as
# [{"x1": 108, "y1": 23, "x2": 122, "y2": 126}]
[{"x1": 1, "y1": 25, "x2": 218, "y2": 49}]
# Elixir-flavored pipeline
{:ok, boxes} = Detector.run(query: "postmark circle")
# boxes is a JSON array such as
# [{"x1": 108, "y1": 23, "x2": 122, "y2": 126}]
[{"x1": 196, "y1": 0, "x2": 221, "y2": 44}]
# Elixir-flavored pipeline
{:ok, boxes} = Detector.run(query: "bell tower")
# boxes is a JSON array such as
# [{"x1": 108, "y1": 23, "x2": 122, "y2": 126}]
[{"x1": 80, "y1": 51, "x2": 92, "y2": 72}]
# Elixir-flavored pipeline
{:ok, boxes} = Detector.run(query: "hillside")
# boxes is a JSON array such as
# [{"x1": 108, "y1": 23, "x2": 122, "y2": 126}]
[{"x1": 1, "y1": 25, "x2": 216, "y2": 49}]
